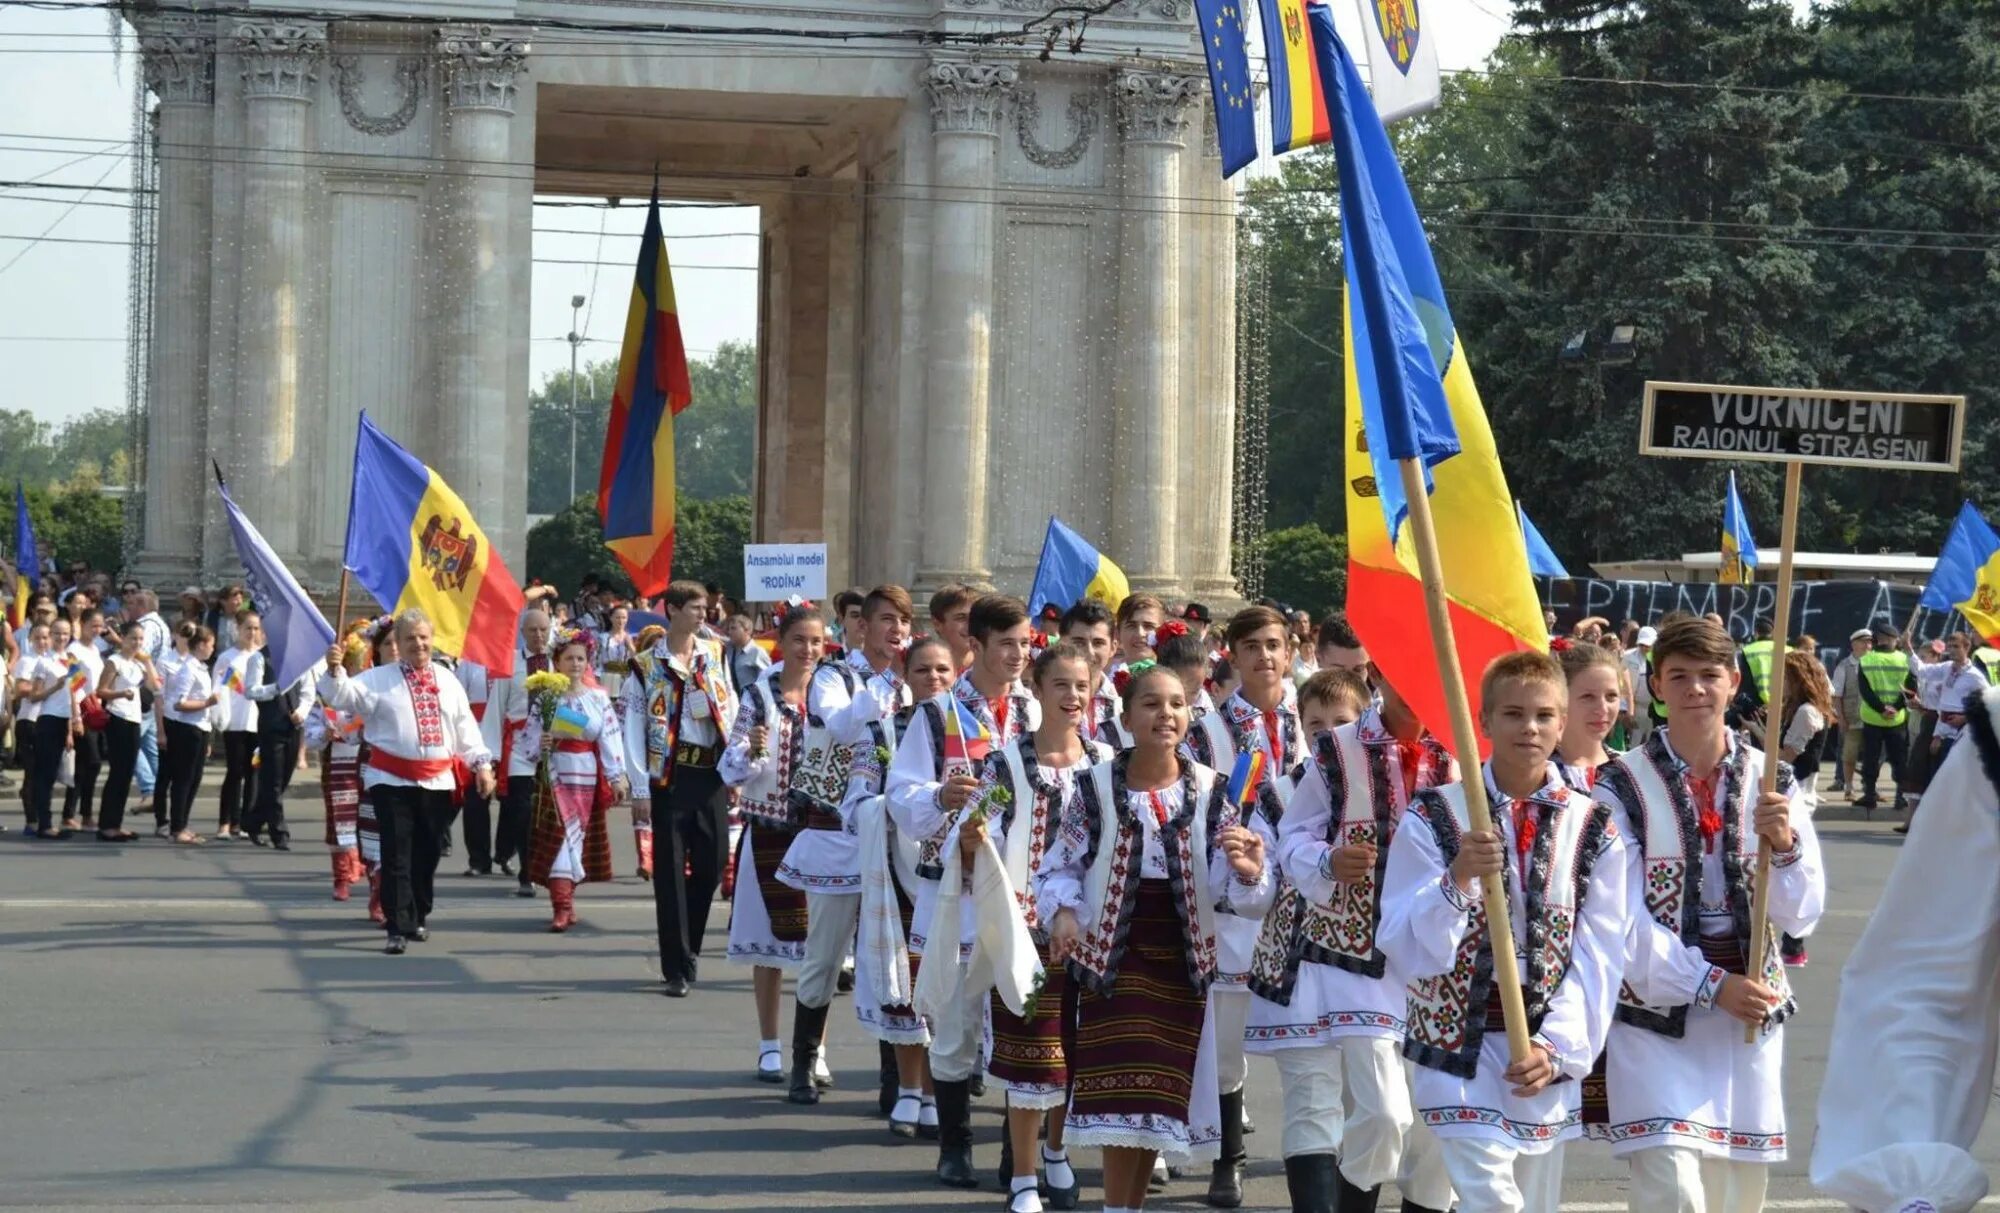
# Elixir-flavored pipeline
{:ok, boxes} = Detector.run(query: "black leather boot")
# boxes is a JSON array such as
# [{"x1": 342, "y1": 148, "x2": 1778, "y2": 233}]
[
  {"x1": 1207, "y1": 1088, "x2": 1246, "y2": 1208},
  {"x1": 877, "y1": 1041, "x2": 899, "y2": 1117},
  {"x1": 1335, "y1": 1169, "x2": 1381, "y2": 1213},
  {"x1": 1283, "y1": 1153, "x2": 1338, "y2": 1213},
  {"x1": 933, "y1": 1079, "x2": 979, "y2": 1188},
  {"x1": 787, "y1": 1001, "x2": 828, "y2": 1106}
]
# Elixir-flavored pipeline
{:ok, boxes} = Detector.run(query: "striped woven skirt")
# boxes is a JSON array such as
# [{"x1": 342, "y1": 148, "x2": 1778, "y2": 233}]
[
  {"x1": 1068, "y1": 879, "x2": 1211, "y2": 1156},
  {"x1": 321, "y1": 748, "x2": 361, "y2": 850},
  {"x1": 726, "y1": 820, "x2": 808, "y2": 969},
  {"x1": 989, "y1": 934, "x2": 1069, "y2": 1109},
  {"x1": 356, "y1": 781, "x2": 381, "y2": 874},
  {"x1": 526, "y1": 777, "x2": 613, "y2": 886}
]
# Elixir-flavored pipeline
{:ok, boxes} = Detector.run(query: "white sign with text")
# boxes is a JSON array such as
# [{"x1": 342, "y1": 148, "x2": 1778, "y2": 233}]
[{"x1": 742, "y1": 543, "x2": 828, "y2": 601}]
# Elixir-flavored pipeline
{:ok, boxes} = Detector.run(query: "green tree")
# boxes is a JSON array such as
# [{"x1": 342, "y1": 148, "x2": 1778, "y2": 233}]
[
  {"x1": 50, "y1": 409, "x2": 130, "y2": 488},
  {"x1": 674, "y1": 495, "x2": 752, "y2": 601},
  {"x1": 526, "y1": 341, "x2": 758, "y2": 516},
  {"x1": 524, "y1": 492, "x2": 751, "y2": 600},
  {"x1": 1260, "y1": 524, "x2": 1348, "y2": 618},
  {"x1": 2, "y1": 484, "x2": 124, "y2": 575}
]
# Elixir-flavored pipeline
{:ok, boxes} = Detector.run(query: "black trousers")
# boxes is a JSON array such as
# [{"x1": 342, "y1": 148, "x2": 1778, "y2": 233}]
[
  {"x1": 162, "y1": 720, "x2": 209, "y2": 834},
  {"x1": 63, "y1": 727, "x2": 103, "y2": 823},
  {"x1": 218, "y1": 730, "x2": 258, "y2": 830},
  {"x1": 27, "y1": 714, "x2": 69, "y2": 833},
  {"x1": 244, "y1": 728, "x2": 300, "y2": 842},
  {"x1": 14, "y1": 716, "x2": 36, "y2": 824},
  {"x1": 459, "y1": 789, "x2": 494, "y2": 873},
  {"x1": 650, "y1": 765, "x2": 731, "y2": 982},
  {"x1": 372, "y1": 784, "x2": 452, "y2": 937},
  {"x1": 496, "y1": 774, "x2": 535, "y2": 873},
  {"x1": 100, "y1": 717, "x2": 141, "y2": 832},
  {"x1": 1859, "y1": 723, "x2": 1909, "y2": 804}
]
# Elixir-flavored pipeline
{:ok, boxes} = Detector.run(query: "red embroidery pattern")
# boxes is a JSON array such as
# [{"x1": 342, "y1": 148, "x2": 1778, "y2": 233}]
[{"x1": 403, "y1": 663, "x2": 444, "y2": 748}]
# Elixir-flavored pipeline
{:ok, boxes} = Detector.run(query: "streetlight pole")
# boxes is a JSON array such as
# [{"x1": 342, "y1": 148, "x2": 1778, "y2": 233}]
[{"x1": 567, "y1": 294, "x2": 585, "y2": 505}]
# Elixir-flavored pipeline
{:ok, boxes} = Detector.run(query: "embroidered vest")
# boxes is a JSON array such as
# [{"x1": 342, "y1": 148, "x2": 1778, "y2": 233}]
[
  {"x1": 1247, "y1": 759, "x2": 1310, "y2": 1003},
  {"x1": 1597, "y1": 733, "x2": 1794, "y2": 1038},
  {"x1": 790, "y1": 659, "x2": 865, "y2": 822},
  {"x1": 1403, "y1": 779, "x2": 1613, "y2": 1079},
  {"x1": 991, "y1": 734, "x2": 1111, "y2": 931},
  {"x1": 627, "y1": 650, "x2": 682, "y2": 784},
  {"x1": 1066, "y1": 755, "x2": 1226, "y2": 998},
  {"x1": 1189, "y1": 699, "x2": 1302, "y2": 830},
  {"x1": 1296, "y1": 722, "x2": 1457, "y2": 980},
  {"x1": 734, "y1": 680, "x2": 805, "y2": 831}
]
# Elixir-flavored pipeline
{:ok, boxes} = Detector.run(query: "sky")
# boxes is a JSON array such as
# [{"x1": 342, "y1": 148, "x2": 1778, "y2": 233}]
[{"x1": 0, "y1": 0, "x2": 1514, "y2": 431}]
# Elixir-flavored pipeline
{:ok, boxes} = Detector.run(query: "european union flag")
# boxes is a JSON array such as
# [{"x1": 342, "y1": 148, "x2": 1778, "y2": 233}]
[{"x1": 1193, "y1": 0, "x2": 1258, "y2": 176}]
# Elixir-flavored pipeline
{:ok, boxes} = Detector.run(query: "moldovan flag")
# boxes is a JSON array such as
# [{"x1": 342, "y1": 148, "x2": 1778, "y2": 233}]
[
  {"x1": 1026, "y1": 517, "x2": 1129, "y2": 619},
  {"x1": 599, "y1": 186, "x2": 693, "y2": 597},
  {"x1": 1318, "y1": 6, "x2": 1542, "y2": 758},
  {"x1": 1919, "y1": 501, "x2": 2000, "y2": 646},
  {"x1": 10, "y1": 482, "x2": 37, "y2": 629},
  {"x1": 1258, "y1": 0, "x2": 1332, "y2": 154},
  {"x1": 342, "y1": 411, "x2": 525, "y2": 678}
]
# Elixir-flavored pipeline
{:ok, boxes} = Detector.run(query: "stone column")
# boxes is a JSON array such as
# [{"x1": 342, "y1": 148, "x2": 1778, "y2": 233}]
[
  {"x1": 916, "y1": 59, "x2": 1016, "y2": 592},
  {"x1": 134, "y1": 16, "x2": 215, "y2": 582},
  {"x1": 1111, "y1": 69, "x2": 1201, "y2": 594},
  {"x1": 436, "y1": 26, "x2": 528, "y2": 547},
  {"x1": 1190, "y1": 114, "x2": 1240, "y2": 603},
  {"x1": 229, "y1": 20, "x2": 325, "y2": 559}
]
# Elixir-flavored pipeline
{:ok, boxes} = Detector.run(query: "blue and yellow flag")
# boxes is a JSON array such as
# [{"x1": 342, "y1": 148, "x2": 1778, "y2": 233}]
[
  {"x1": 1193, "y1": 0, "x2": 1259, "y2": 175},
  {"x1": 1317, "y1": 2, "x2": 1543, "y2": 757},
  {"x1": 343, "y1": 412, "x2": 526, "y2": 677},
  {"x1": 1919, "y1": 501, "x2": 2000, "y2": 647},
  {"x1": 1721, "y1": 471, "x2": 1759, "y2": 585},
  {"x1": 1259, "y1": 0, "x2": 1332, "y2": 154},
  {"x1": 10, "y1": 483, "x2": 37, "y2": 629},
  {"x1": 1026, "y1": 517, "x2": 1129, "y2": 620},
  {"x1": 1518, "y1": 503, "x2": 1569, "y2": 579},
  {"x1": 599, "y1": 185, "x2": 693, "y2": 597}
]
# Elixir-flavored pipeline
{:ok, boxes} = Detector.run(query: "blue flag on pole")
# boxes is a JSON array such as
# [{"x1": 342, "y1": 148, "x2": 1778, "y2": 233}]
[
  {"x1": 1517, "y1": 502, "x2": 1569, "y2": 579},
  {"x1": 1192, "y1": 0, "x2": 1260, "y2": 176},
  {"x1": 214, "y1": 463, "x2": 334, "y2": 689},
  {"x1": 1720, "y1": 471, "x2": 1760, "y2": 584}
]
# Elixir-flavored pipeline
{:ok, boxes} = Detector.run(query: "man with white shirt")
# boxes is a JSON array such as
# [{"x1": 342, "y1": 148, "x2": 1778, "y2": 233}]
[
  {"x1": 1899, "y1": 632, "x2": 1992, "y2": 834},
  {"x1": 130, "y1": 590, "x2": 169, "y2": 813},
  {"x1": 243, "y1": 640, "x2": 318, "y2": 851},
  {"x1": 623, "y1": 581, "x2": 738, "y2": 998},
  {"x1": 320, "y1": 608, "x2": 495, "y2": 955},
  {"x1": 482, "y1": 609, "x2": 556, "y2": 896}
]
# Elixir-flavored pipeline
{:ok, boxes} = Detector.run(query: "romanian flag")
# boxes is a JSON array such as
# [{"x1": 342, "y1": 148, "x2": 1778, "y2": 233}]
[
  {"x1": 1720, "y1": 471, "x2": 1760, "y2": 585},
  {"x1": 1318, "y1": 6, "x2": 1542, "y2": 759},
  {"x1": 343, "y1": 411, "x2": 526, "y2": 678},
  {"x1": 940, "y1": 698, "x2": 994, "y2": 770},
  {"x1": 599, "y1": 186, "x2": 693, "y2": 597},
  {"x1": 1026, "y1": 517, "x2": 1129, "y2": 619},
  {"x1": 223, "y1": 664, "x2": 247, "y2": 694},
  {"x1": 1258, "y1": 0, "x2": 1332, "y2": 154},
  {"x1": 65, "y1": 659, "x2": 90, "y2": 694},
  {"x1": 1226, "y1": 750, "x2": 1268, "y2": 812},
  {"x1": 11, "y1": 483, "x2": 37, "y2": 629},
  {"x1": 1919, "y1": 501, "x2": 2000, "y2": 646}
]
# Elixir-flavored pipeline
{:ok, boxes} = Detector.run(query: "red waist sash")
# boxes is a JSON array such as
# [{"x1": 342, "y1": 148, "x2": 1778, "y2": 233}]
[
  {"x1": 367, "y1": 749, "x2": 473, "y2": 805},
  {"x1": 554, "y1": 739, "x2": 595, "y2": 754}
]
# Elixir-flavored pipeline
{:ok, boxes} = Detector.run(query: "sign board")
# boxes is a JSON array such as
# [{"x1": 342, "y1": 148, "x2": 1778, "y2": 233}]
[
  {"x1": 742, "y1": 543, "x2": 827, "y2": 601},
  {"x1": 1640, "y1": 381, "x2": 1964, "y2": 472}
]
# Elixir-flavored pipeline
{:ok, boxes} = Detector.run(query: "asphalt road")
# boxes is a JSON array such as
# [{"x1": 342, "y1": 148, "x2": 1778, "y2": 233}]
[{"x1": 1, "y1": 775, "x2": 1994, "y2": 1212}]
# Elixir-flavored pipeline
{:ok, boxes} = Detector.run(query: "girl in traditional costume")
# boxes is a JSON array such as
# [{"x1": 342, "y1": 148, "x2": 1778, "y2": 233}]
[
  {"x1": 525, "y1": 627, "x2": 630, "y2": 932},
  {"x1": 310, "y1": 622, "x2": 372, "y2": 903},
  {"x1": 1036, "y1": 662, "x2": 1273, "y2": 1212}
]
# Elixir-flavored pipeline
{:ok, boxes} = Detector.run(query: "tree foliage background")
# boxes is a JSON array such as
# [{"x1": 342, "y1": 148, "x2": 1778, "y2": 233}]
[
  {"x1": 1242, "y1": 0, "x2": 2000, "y2": 576},
  {"x1": 0, "y1": 408, "x2": 133, "y2": 574},
  {"x1": 524, "y1": 341, "x2": 756, "y2": 595}
]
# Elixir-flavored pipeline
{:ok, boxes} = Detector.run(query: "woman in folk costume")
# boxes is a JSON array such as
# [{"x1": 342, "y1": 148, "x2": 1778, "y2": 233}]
[
  {"x1": 1182, "y1": 605, "x2": 1311, "y2": 1209},
  {"x1": 524, "y1": 626, "x2": 630, "y2": 933},
  {"x1": 310, "y1": 622, "x2": 373, "y2": 903},
  {"x1": 720, "y1": 603, "x2": 824, "y2": 1092},
  {"x1": 1037, "y1": 662, "x2": 1274, "y2": 1213},
  {"x1": 1552, "y1": 640, "x2": 1623, "y2": 792},
  {"x1": 597, "y1": 604, "x2": 635, "y2": 703},
  {"x1": 852, "y1": 635, "x2": 955, "y2": 1138},
  {"x1": 965, "y1": 641, "x2": 1112, "y2": 1213}
]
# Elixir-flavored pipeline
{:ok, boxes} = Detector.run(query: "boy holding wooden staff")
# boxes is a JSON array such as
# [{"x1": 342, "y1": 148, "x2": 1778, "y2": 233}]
[{"x1": 1591, "y1": 616, "x2": 1825, "y2": 1213}]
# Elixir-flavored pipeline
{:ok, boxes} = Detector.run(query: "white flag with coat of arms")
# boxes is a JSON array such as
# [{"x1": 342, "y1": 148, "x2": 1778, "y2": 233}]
[{"x1": 1352, "y1": 0, "x2": 1440, "y2": 122}]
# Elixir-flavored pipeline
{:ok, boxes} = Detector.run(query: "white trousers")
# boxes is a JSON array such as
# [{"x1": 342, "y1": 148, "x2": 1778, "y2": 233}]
[
  {"x1": 1272, "y1": 1037, "x2": 1407, "y2": 1179},
  {"x1": 928, "y1": 983, "x2": 988, "y2": 1082},
  {"x1": 798, "y1": 891, "x2": 860, "y2": 1009},
  {"x1": 1212, "y1": 987, "x2": 1250, "y2": 1094},
  {"x1": 1627, "y1": 1147, "x2": 1770, "y2": 1213},
  {"x1": 1437, "y1": 1137, "x2": 1567, "y2": 1213}
]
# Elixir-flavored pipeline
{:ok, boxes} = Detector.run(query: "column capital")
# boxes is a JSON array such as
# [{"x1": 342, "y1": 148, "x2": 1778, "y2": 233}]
[
  {"x1": 230, "y1": 21, "x2": 326, "y2": 102},
  {"x1": 437, "y1": 25, "x2": 531, "y2": 115},
  {"x1": 925, "y1": 59, "x2": 1019, "y2": 137},
  {"x1": 137, "y1": 15, "x2": 214, "y2": 106},
  {"x1": 1113, "y1": 69, "x2": 1202, "y2": 146}
]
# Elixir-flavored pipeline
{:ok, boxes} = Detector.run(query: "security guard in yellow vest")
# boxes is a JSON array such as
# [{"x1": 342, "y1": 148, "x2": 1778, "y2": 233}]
[
  {"x1": 1977, "y1": 645, "x2": 2000, "y2": 685},
  {"x1": 1855, "y1": 624, "x2": 1914, "y2": 812},
  {"x1": 1740, "y1": 624, "x2": 1777, "y2": 705}
]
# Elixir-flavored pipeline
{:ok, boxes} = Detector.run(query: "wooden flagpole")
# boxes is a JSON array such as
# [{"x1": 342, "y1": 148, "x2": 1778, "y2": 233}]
[
  {"x1": 1743, "y1": 460, "x2": 1802, "y2": 1044},
  {"x1": 335, "y1": 569, "x2": 350, "y2": 638},
  {"x1": 1396, "y1": 458, "x2": 1532, "y2": 1065}
]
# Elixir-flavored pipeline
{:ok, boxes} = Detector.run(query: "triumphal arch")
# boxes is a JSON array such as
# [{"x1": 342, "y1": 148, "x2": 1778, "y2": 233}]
[{"x1": 128, "y1": 1, "x2": 1239, "y2": 600}]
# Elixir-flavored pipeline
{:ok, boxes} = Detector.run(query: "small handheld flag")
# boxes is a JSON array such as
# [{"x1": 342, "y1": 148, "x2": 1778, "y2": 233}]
[
  {"x1": 551, "y1": 702, "x2": 592, "y2": 740},
  {"x1": 1720, "y1": 471, "x2": 1760, "y2": 585},
  {"x1": 1225, "y1": 750, "x2": 1268, "y2": 811},
  {"x1": 224, "y1": 665, "x2": 247, "y2": 694},
  {"x1": 66, "y1": 660, "x2": 90, "y2": 694},
  {"x1": 940, "y1": 698, "x2": 994, "y2": 770}
]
